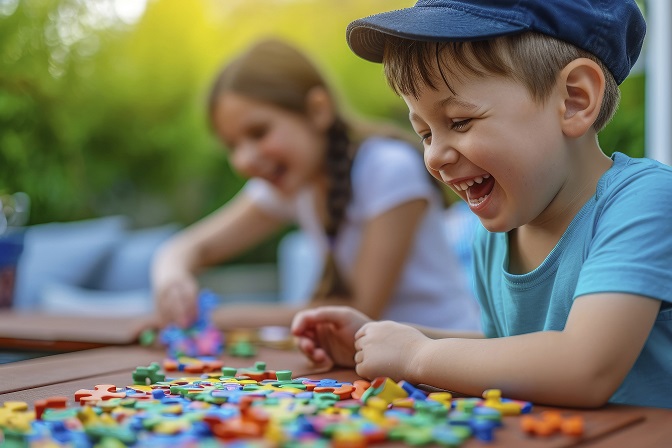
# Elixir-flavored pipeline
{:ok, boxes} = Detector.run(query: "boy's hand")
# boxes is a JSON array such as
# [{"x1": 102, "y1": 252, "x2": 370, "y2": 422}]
[
  {"x1": 291, "y1": 306, "x2": 372, "y2": 368},
  {"x1": 354, "y1": 320, "x2": 429, "y2": 381}
]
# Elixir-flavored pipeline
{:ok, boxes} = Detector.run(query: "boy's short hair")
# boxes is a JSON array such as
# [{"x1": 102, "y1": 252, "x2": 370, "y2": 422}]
[
  {"x1": 381, "y1": 33, "x2": 619, "y2": 132},
  {"x1": 346, "y1": 0, "x2": 646, "y2": 131}
]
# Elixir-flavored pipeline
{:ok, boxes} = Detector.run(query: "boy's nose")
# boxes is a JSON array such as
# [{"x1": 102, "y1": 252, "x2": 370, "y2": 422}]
[{"x1": 424, "y1": 138, "x2": 460, "y2": 173}]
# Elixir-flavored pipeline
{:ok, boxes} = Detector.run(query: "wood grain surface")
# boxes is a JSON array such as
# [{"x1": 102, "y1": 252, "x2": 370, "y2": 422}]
[{"x1": 2, "y1": 345, "x2": 671, "y2": 447}]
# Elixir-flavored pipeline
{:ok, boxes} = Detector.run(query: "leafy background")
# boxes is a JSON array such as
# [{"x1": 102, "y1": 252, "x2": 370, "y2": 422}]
[{"x1": 0, "y1": 0, "x2": 646, "y2": 261}]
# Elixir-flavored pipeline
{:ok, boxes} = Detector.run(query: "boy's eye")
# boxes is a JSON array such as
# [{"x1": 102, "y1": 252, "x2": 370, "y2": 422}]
[
  {"x1": 420, "y1": 133, "x2": 432, "y2": 145},
  {"x1": 451, "y1": 119, "x2": 471, "y2": 131}
]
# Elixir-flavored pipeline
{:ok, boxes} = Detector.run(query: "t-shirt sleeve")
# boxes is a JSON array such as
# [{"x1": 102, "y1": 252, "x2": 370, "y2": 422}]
[
  {"x1": 242, "y1": 178, "x2": 296, "y2": 221},
  {"x1": 351, "y1": 138, "x2": 438, "y2": 220},
  {"x1": 575, "y1": 164, "x2": 672, "y2": 304},
  {"x1": 471, "y1": 224, "x2": 500, "y2": 338}
]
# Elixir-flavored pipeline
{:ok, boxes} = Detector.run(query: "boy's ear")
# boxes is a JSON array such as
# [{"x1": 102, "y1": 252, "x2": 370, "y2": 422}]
[
  {"x1": 306, "y1": 86, "x2": 335, "y2": 131},
  {"x1": 558, "y1": 58, "x2": 605, "y2": 138}
]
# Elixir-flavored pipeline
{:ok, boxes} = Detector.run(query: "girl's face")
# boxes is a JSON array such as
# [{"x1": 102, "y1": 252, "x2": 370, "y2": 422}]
[
  {"x1": 403, "y1": 69, "x2": 572, "y2": 233},
  {"x1": 212, "y1": 92, "x2": 327, "y2": 197}
]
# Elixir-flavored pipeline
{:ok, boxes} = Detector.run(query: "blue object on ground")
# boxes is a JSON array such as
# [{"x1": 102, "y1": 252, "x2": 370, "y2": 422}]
[{"x1": 0, "y1": 229, "x2": 25, "y2": 308}]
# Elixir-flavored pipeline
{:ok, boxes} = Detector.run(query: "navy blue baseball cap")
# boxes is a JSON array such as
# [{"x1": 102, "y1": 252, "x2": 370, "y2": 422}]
[{"x1": 346, "y1": 0, "x2": 646, "y2": 85}]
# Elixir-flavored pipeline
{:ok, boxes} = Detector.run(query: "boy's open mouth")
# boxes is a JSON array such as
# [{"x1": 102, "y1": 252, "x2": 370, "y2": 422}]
[{"x1": 452, "y1": 174, "x2": 494, "y2": 207}]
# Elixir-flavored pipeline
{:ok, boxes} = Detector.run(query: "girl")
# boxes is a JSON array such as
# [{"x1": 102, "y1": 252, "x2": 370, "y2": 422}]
[{"x1": 151, "y1": 38, "x2": 481, "y2": 332}]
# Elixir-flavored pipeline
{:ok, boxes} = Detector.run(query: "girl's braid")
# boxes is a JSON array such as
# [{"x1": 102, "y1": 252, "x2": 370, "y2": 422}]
[{"x1": 312, "y1": 117, "x2": 353, "y2": 299}]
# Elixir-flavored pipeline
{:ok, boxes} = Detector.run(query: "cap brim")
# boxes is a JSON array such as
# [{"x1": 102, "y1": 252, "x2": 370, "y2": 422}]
[{"x1": 346, "y1": 6, "x2": 527, "y2": 63}]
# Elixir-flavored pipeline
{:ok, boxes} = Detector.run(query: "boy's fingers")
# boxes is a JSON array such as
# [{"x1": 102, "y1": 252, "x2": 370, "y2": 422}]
[
  {"x1": 354, "y1": 321, "x2": 372, "y2": 340},
  {"x1": 296, "y1": 337, "x2": 330, "y2": 365},
  {"x1": 291, "y1": 306, "x2": 354, "y2": 335},
  {"x1": 290, "y1": 310, "x2": 311, "y2": 335},
  {"x1": 311, "y1": 348, "x2": 332, "y2": 366},
  {"x1": 296, "y1": 337, "x2": 315, "y2": 355}
]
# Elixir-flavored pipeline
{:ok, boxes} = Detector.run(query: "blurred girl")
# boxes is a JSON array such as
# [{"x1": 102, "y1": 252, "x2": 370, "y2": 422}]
[{"x1": 151, "y1": 38, "x2": 480, "y2": 332}]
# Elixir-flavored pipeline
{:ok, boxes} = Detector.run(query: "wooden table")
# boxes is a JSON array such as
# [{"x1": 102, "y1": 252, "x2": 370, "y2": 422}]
[
  {"x1": 1, "y1": 345, "x2": 671, "y2": 447},
  {"x1": 0, "y1": 312, "x2": 152, "y2": 352}
]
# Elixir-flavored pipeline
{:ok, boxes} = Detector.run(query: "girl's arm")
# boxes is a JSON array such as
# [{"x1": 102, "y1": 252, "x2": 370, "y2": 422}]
[
  {"x1": 207, "y1": 194, "x2": 430, "y2": 331},
  {"x1": 152, "y1": 192, "x2": 286, "y2": 327},
  {"x1": 349, "y1": 198, "x2": 429, "y2": 319},
  {"x1": 354, "y1": 292, "x2": 660, "y2": 408}
]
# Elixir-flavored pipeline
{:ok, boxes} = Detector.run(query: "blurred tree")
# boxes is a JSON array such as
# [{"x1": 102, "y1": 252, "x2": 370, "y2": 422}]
[
  {"x1": 0, "y1": 0, "x2": 417, "y2": 228},
  {"x1": 600, "y1": 75, "x2": 645, "y2": 159},
  {"x1": 0, "y1": 0, "x2": 646, "y2": 262}
]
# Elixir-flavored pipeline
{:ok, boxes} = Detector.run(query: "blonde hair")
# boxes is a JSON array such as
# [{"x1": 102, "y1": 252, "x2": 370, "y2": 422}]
[{"x1": 382, "y1": 32, "x2": 620, "y2": 132}]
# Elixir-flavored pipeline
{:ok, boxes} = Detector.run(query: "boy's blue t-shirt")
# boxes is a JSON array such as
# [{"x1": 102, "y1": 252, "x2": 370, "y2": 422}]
[{"x1": 473, "y1": 152, "x2": 672, "y2": 409}]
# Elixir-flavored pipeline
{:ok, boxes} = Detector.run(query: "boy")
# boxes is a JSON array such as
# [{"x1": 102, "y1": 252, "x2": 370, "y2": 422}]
[{"x1": 292, "y1": 0, "x2": 672, "y2": 409}]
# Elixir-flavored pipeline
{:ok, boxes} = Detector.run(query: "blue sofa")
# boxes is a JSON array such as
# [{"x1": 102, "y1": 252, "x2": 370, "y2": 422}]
[{"x1": 12, "y1": 216, "x2": 178, "y2": 316}]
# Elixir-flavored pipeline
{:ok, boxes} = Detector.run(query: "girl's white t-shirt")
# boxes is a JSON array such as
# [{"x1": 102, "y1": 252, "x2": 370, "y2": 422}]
[{"x1": 243, "y1": 137, "x2": 481, "y2": 331}]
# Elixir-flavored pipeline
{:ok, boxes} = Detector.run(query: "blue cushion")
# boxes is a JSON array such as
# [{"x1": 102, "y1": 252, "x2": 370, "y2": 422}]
[
  {"x1": 277, "y1": 230, "x2": 321, "y2": 305},
  {"x1": 13, "y1": 216, "x2": 129, "y2": 310},
  {"x1": 39, "y1": 282, "x2": 154, "y2": 317},
  {"x1": 92, "y1": 223, "x2": 180, "y2": 291}
]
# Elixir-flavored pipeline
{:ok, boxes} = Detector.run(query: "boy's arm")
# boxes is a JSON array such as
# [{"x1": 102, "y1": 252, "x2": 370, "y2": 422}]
[
  {"x1": 355, "y1": 292, "x2": 660, "y2": 408},
  {"x1": 410, "y1": 324, "x2": 484, "y2": 340}
]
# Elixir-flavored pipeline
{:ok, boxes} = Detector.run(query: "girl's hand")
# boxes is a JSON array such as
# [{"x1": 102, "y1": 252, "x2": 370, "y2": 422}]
[
  {"x1": 354, "y1": 320, "x2": 429, "y2": 381},
  {"x1": 152, "y1": 262, "x2": 200, "y2": 328},
  {"x1": 291, "y1": 306, "x2": 372, "y2": 368}
]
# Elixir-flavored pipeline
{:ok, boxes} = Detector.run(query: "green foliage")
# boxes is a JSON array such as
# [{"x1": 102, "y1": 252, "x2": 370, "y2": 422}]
[
  {"x1": 0, "y1": 0, "x2": 647, "y2": 264},
  {"x1": 0, "y1": 0, "x2": 415, "y2": 228},
  {"x1": 599, "y1": 74, "x2": 645, "y2": 159}
]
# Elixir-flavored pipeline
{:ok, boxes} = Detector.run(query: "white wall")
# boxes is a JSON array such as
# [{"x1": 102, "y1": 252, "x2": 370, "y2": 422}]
[{"x1": 645, "y1": 0, "x2": 672, "y2": 165}]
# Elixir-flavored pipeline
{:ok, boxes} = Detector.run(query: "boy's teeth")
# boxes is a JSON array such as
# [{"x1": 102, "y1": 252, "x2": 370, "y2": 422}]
[
  {"x1": 453, "y1": 174, "x2": 491, "y2": 191},
  {"x1": 468, "y1": 195, "x2": 488, "y2": 206},
  {"x1": 454, "y1": 174, "x2": 490, "y2": 191}
]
